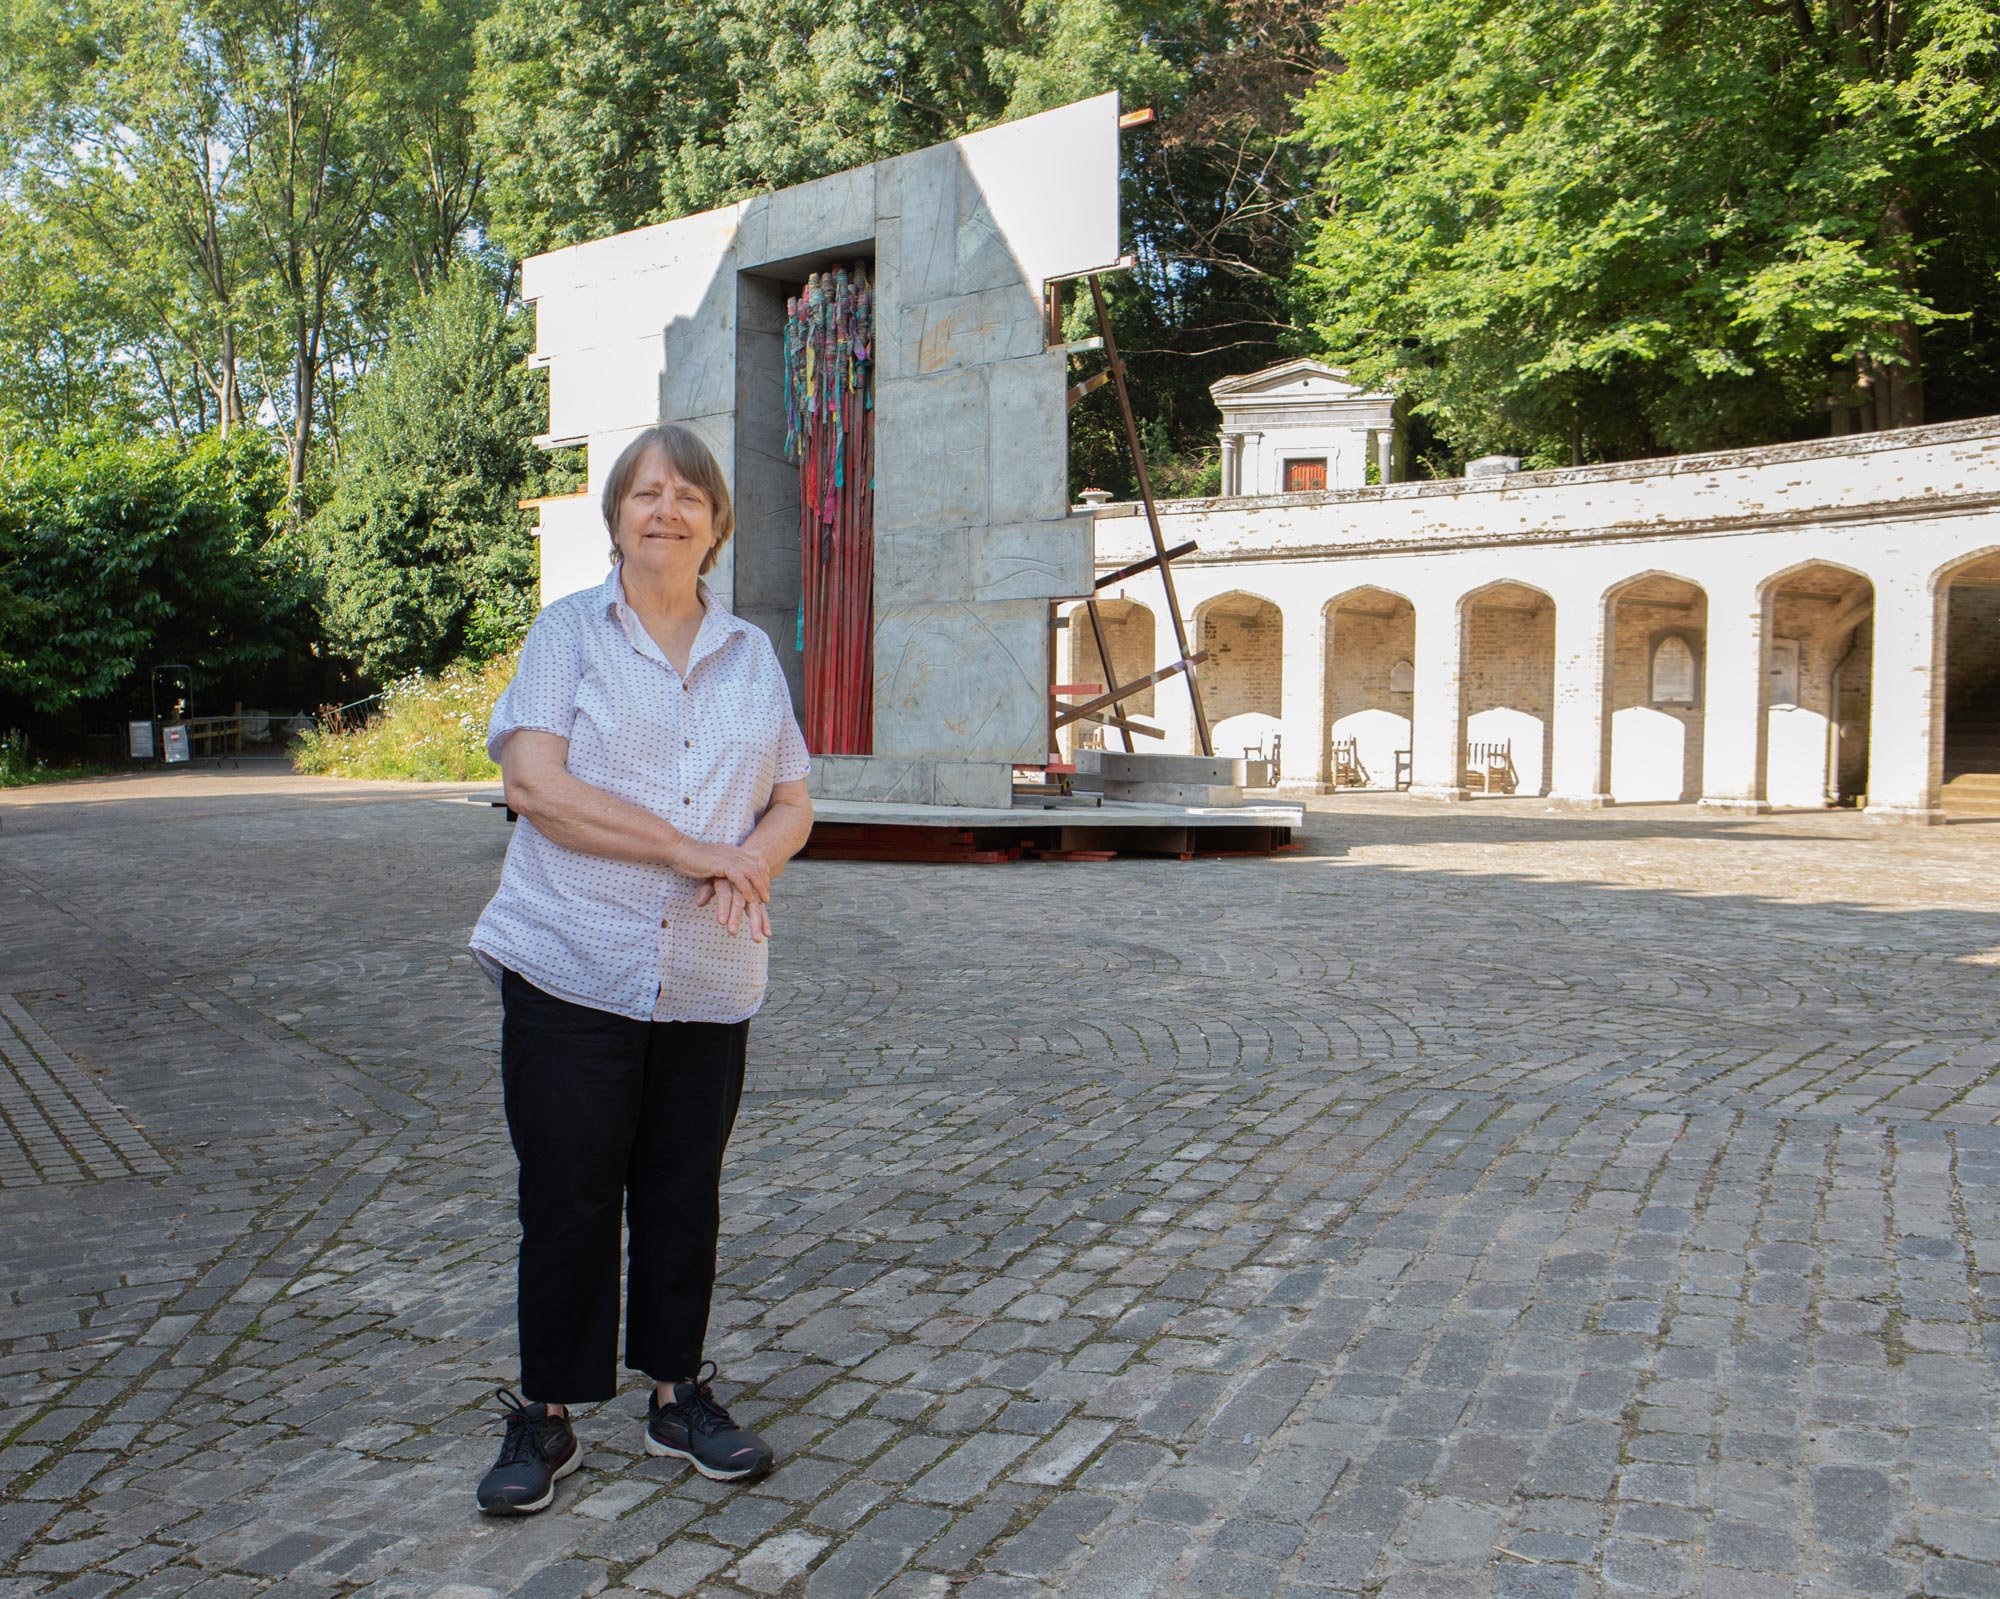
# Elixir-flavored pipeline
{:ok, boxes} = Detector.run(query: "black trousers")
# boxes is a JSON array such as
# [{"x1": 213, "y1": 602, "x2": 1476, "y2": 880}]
[{"x1": 500, "y1": 968, "x2": 748, "y2": 1403}]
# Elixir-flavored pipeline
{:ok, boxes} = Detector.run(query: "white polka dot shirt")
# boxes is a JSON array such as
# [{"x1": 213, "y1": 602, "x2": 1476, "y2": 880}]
[{"x1": 470, "y1": 565, "x2": 811, "y2": 1023}]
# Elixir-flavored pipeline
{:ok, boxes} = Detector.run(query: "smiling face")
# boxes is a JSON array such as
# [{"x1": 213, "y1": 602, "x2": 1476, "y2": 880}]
[{"x1": 611, "y1": 446, "x2": 717, "y2": 588}]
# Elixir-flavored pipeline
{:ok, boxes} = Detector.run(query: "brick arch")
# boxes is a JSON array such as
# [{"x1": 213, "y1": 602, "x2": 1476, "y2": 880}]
[
  {"x1": 1192, "y1": 590, "x2": 1284, "y2": 736},
  {"x1": 1601, "y1": 571, "x2": 1710, "y2": 804},
  {"x1": 1755, "y1": 556, "x2": 1872, "y2": 600},
  {"x1": 1323, "y1": 587, "x2": 1416, "y2": 790},
  {"x1": 1934, "y1": 547, "x2": 2000, "y2": 797},
  {"x1": 1066, "y1": 598, "x2": 1158, "y2": 734},
  {"x1": 1754, "y1": 560, "x2": 1876, "y2": 807},
  {"x1": 1455, "y1": 580, "x2": 1556, "y2": 797},
  {"x1": 1931, "y1": 543, "x2": 2000, "y2": 596},
  {"x1": 1324, "y1": 582, "x2": 1416, "y2": 618}
]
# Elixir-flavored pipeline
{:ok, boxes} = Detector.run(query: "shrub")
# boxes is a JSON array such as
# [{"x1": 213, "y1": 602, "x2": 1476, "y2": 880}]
[
  {"x1": 291, "y1": 654, "x2": 514, "y2": 782},
  {"x1": 0, "y1": 729, "x2": 107, "y2": 788}
]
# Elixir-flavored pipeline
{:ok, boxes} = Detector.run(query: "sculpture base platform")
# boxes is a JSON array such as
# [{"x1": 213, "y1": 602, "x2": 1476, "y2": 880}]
[{"x1": 805, "y1": 797, "x2": 1305, "y2": 863}]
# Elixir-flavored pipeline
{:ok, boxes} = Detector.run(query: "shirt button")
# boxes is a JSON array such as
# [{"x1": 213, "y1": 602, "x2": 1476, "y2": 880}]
[
  {"x1": 684, "y1": 738, "x2": 691, "y2": 749},
  {"x1": 660, "y1": 914, "x2": 670, "y2": 929},
  {"x1": 682, "y1": 797, "x2": 691, "y2": 806}
]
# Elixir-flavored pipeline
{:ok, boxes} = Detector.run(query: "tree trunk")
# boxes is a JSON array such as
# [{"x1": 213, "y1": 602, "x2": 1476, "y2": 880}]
[
  {"x1": 1878, "y1": 197, "x2": 1925, "y2": 428},
  {"x1": 290, "y1": 325, "x2": 316, "y2": 495}
]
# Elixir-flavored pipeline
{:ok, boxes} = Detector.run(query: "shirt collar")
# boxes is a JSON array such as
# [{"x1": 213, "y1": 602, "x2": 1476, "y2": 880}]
[{"x1": 602, "y1": 563, "x2": 748, "y2": 674}]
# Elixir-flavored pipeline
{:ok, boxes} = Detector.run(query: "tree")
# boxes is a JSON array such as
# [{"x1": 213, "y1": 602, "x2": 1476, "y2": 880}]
[
  {"x1": 474, "y1": 0, "x2": 1185, "y2": 259},
  {"x1": 0, "y1": 430, "x2": 299, "y2": 713},
  {"x1": 1294, "y1": 0, "x2": 2000, "y2": 468},
  {"x1": 0, "y1": 0, "x2": 498, "y2": 478},
  {"x1": 305, "y1": 263, "x2": 578, "y2": 682}
]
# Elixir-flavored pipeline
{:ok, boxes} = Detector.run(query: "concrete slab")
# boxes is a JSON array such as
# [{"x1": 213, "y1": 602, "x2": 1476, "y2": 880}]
[{"x1": 812, "y1": 797, "x2": 1304, "y2": 830}]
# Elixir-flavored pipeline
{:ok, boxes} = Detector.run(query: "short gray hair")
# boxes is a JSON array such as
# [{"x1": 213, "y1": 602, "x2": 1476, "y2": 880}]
[{"x1": 600, "y1": 424, "x2": 736, "y2": 574}]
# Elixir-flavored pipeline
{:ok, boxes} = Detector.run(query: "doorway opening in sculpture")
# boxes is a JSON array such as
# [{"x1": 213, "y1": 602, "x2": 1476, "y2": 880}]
[{"x1": 734, "y1": 249, "x2": 876, "y2": 755}]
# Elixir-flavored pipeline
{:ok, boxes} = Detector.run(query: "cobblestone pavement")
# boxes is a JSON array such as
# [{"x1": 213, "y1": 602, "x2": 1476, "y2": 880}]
[{"x1": 3, "y1": 767, "x2": 2000, "y2": 1599}]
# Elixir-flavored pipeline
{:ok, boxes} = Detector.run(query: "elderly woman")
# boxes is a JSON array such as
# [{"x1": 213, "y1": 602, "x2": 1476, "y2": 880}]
[{"x1": 467, "y1": 423, "x2": 813, "y2": 1515}]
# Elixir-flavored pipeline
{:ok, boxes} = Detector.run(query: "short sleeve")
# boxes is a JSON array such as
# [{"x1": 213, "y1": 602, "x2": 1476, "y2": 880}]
[
  {"x1": 488, "y1": 603, "x2": 585, "y2": 761},
  {"x1": 765, "y1": 636, "x2": 811, "y2": 783},
  {"x1": 776, "y1": 698, "x2": 811, "y2": 783}
]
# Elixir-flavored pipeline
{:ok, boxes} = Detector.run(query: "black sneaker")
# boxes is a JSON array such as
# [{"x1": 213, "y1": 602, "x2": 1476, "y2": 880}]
[
  {"x1": 475, "y1": 1389, "x2": 581, "y2": 1515},
  {"x1": 644, "y1": 1362, "x2": 775, "y2": 1481}
]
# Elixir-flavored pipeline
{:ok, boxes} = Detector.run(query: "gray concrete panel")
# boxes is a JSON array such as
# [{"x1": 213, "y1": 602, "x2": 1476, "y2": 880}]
[
  {"x1": 933, "y1": 759, "x2": 1015, "y2": 808},
  {"x1": 989, "y1": 352, "x2": 1072, "y2": 525},
  {"x1": 876, "y1": 527, "x2": 973, "y2": 606},
  {"x1": 806, "y1": 754, "x2": 936, "y2": 803},
  {"x1": 749, "y1": 165, "x2": 876, "y2": 271},
  {"x1": 900, "y1": 286, "x2": 1046, "y2": 376},
  {"x1": 973, "y1": 520, "x2": 1092, "y2": 604},
  {"x1": 875, "y1": 370, "x2": 989, "y2": 534},
  {"x1": 874, "y1": 599, "x2": 1047, "y2": 762},
  {"x1": 888, "y1": 145, "x2": 959, "y2": 304}
]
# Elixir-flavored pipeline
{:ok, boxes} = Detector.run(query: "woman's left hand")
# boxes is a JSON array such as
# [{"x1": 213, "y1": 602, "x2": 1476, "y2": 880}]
[{"x1": 695, "y1": 877, "x2": 771, "y2": 943}]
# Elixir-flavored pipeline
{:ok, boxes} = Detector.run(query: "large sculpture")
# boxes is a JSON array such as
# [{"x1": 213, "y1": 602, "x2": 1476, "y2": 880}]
[{"x1": 522, "y1": 95, "x2": 1124, "y2": 809}]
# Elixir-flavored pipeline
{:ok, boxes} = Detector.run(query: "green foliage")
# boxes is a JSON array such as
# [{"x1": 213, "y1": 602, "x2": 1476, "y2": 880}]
[
  {"x1": 0, "y1": 430, "x2": 300, "y2": 714},
  {"x1": 290, "y1": 654, "x2": 511, "y2": 781},
  {"x1": 1295, "y1": 0, "x2": 2000, "y2": 465},
  {"x1": 0, "y1": 0, "x2": 495, "y2": 466},
  {"x1": 0, "y1": 730, "x2": 110, "y2": 788},
  {"x1": 305, "y1": 264, "x2": 579, "y2": 682},
  {"x1": 472, "y1": 0, "x2": 1185, "y2": 258}
]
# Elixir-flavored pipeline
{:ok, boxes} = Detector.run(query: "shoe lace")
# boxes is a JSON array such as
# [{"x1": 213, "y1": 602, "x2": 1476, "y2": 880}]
[
  {"x1": 494, "y1": 1388, "x2": 549, "y2": 1468},
  {"x1": 672, "y1": 1360, "x2": 737, "y2": 1436}
]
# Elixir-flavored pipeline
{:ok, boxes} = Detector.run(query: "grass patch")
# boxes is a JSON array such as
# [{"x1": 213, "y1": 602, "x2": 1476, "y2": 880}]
[
  {"x1": 0, "y1": 730, "x2": 112, "y2": 788},
  {"x1": 291, "y1": 655, "x2": 513, "y2": 782}
]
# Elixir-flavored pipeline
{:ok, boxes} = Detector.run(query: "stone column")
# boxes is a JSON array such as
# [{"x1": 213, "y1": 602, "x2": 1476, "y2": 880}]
[
  {"x1": 1221, "y1": 433, "x2": 1240, "y2": 496},
  {"x1": 1240, "y1": 432, "x2": 1263, "y2": 497},
  {"x1": 1155, "y1": 611, "x2": 1197, "y2": 755},
  {"x1": 1698, "y1": 579, "x2": 1771, "y2": 812},
  {"x1": 1374, "y1": 429, "x2": 1393, "y2": 485},
  {"x1": 1276, "y1": 597, "x2": 1327, "y2": 793},
  {"x1": 1408, "y1": 595, "x2": 1469, "y2": 800},
  {"x1": 1548, "y1": 595, "x2": 1612, "y2": 807},
  {"x1": 1864, "y1": 570, "x2": 1946, "y2": 824}
]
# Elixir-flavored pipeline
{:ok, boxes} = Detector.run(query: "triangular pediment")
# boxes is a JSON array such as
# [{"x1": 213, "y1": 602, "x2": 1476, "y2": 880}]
[{"x1": 1209, "y1": 358, "x2": 1376, "y2": 404}]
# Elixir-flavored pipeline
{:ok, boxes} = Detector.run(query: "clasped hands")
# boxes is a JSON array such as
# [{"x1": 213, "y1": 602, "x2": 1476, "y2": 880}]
[{"x1": 680, "y1": 841, "x2": 774, "y2": 942}]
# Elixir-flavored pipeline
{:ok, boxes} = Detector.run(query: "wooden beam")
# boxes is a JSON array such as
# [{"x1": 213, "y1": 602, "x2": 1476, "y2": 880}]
[
  {"x1": 1095, "y1": 541, "x2": 1199, "y2": 590},
  {"x1": 1067, "y1": 371, "x2": 1112, "y2": 409},
  {"x1": 1054, "y1": 654, "x2": 1211, "y2": 728},
  {"x1": 1119, "y1": 107, "x2": 1156, "y2": 129},
  {"x1": 1068, "y1": 712, "x2": 1166, "y2": 739}
]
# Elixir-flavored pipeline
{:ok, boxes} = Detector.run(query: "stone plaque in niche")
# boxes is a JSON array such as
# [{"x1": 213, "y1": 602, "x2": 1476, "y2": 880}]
[
  {"x1": 1389, "y1": 658, "x2": 1414, "y2": 693},
  {"x1": 1767, "y1": 638, "x2": 1801, "y2": 707},
  {"x1": 1651, "y1": 634, "x2": 1697, "y2": 704}
]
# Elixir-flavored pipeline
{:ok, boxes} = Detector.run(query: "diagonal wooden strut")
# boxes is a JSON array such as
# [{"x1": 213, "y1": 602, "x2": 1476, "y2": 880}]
[
  {"x1": 1053, "y1": 652, "x2": 1212, "y2": 730},
  {"x1": 1085, "y1": 274, "x2": 1215, "y2": 758}
]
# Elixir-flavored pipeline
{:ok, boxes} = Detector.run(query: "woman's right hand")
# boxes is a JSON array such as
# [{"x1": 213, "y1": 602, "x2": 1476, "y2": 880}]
[
  {"x1": 674, "y1": 840, "x2": 771, "y2": 907},
  {"x1": 697, "y1": 877, "x2": 771, "y2": 942}
]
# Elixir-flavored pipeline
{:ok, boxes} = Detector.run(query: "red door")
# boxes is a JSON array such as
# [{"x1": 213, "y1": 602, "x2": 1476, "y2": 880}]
[{"x1": 1284, "y1": 457, "x2": 1328, "y2": 492}]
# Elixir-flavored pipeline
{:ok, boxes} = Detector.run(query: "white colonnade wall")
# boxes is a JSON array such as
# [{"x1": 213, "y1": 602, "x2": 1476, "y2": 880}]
[{"x1": 1077, "y1": 417, "x2": 2000, "y2": 823}]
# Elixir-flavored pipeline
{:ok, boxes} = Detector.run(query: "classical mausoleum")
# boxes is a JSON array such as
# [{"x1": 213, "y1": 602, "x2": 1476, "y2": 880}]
[{"x1": 1210, "y1": 358, "x2": 1398, "y2": 494}]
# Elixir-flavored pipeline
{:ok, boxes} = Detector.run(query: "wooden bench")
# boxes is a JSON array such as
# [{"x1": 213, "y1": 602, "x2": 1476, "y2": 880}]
[
  {"x1": 1465, "y1": 740, "x2": 1517, "y2": 793},
  {"x1": 1332, "y1": 738, "x2": 1370, "y2": 788}
]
